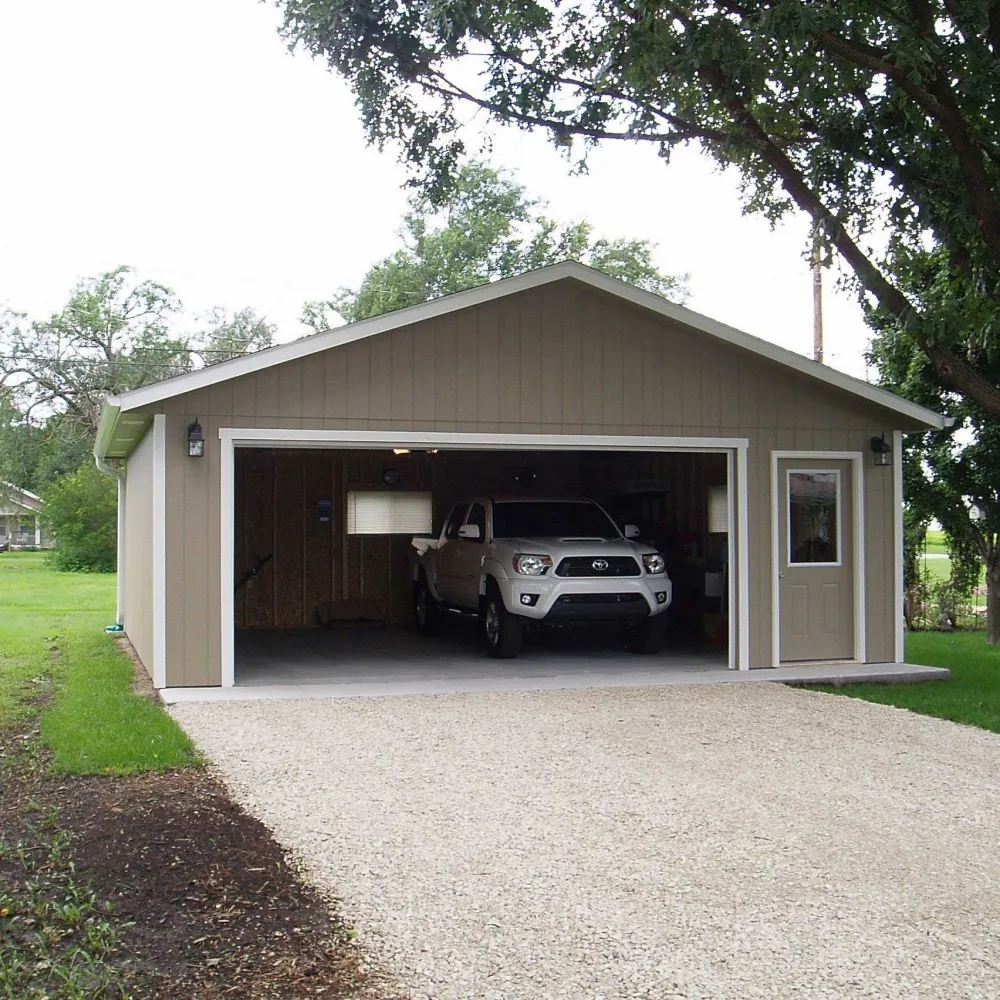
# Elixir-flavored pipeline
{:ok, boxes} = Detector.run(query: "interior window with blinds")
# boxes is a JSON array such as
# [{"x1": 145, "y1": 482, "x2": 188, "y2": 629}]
[
  {"x1": 346, "y1": 492, "x2": 433, "y2": 535},
  {"x1": 707, "y1": 485, "x2": 729, "y2": 534}
]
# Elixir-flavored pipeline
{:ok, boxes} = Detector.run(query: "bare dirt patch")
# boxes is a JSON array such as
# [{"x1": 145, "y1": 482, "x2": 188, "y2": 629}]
[{"x1": 1, "y1": 721, "x2": 403, "y2": 999}]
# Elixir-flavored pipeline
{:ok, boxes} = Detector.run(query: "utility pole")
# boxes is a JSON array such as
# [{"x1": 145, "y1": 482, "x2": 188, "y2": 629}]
[{"x1": 812, "y1": 227, "x2": 824, "y2": 364}]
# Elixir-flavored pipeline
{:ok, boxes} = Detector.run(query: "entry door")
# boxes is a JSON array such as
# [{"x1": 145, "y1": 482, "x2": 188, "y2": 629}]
[{"x1": 777, "y1": 459, "x2": 854, "y2": 662}]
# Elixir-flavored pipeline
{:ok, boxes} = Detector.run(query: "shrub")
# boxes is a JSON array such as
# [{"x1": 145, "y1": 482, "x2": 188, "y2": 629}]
[{"x1": 44, "y1": 464, "x2": 117, "y2": 572}]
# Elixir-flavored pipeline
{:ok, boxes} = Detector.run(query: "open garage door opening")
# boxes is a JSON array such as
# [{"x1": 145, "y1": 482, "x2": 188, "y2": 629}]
[{"x1": 230, "y1": 444, "x2": 737, "y2": 686}]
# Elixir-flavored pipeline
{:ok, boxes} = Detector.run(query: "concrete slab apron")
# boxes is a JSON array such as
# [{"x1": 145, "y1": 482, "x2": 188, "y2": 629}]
[
  {"x1": 160, "y1": 660, "x2": 948, "y2": 703},
  {"x1": 171, "y1": 684, "x2": 1000, "y2": 1000}
]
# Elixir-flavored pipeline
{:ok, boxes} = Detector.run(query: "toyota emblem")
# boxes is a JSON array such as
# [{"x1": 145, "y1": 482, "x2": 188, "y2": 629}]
[{"x1": 592, "y1": 559, "x2": 609, "y2": 572}]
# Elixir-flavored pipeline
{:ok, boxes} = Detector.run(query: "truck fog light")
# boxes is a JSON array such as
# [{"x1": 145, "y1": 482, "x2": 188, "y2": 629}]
[
  {"x1": 655, "y1": 591, "x2": 667, "y2": 604},
  {"x1": 520, "y1": 593, "x2": 539, "y2": 606}
]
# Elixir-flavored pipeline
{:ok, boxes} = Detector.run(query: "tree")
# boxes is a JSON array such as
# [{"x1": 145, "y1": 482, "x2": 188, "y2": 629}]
[
  {"x1": 303, "y1": 161, "x2": 686, "y2": 328},
  {"x1": 1, "y1": 268, "x2": 278, "y2": 437},
  {"x1": 0, "y1": 394, "x2": 37, "y2": 491},
  {"x1": 43, "y1": 463, "x2": 118, "y2": 572},
  {"x1": 196, "y1": 307, "x2": 276, "y2": 365},
  {"x1": 869, "y1": 252, "x2": 1000, "y2": 642},
  {"x1": 279, "y1": 1, "x2": 1000, "y2": 416},
  {"x1": 1, "y1": 266, "x2": 191, "y2": 436}
]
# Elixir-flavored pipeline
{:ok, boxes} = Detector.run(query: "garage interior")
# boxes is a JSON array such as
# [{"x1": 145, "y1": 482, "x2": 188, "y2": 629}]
[{"x1": 233, "y1": 447, "x2": 732, "y2": 685}]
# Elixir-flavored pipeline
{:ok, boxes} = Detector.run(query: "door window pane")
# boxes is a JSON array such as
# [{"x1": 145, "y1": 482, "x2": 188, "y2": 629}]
[
  {"x1": 346, "y1": 492, "x2": 433, "y2": 535},
  {"x1": 465, "y1": 503, "x2": 486, "y2": 543},
  {"x1": 443, "y1": 504, "x2": 469, "y2": 539},
  {"x1": 788, "y1": 471, "x2": 839, "y2": 564}
]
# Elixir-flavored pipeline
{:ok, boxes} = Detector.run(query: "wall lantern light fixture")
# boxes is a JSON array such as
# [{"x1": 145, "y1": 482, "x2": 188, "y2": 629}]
[
  {"x1": 187, "y1": 418, "x2": 205, "y2": 458},
  {"x1": 870, "y1": 433, "x2": 892, "y2": 467}
]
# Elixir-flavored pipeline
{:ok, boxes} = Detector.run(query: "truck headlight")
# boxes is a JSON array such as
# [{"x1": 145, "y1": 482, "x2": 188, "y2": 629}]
[
  {"x1": 642, "y1": 553, "x2": 666, "y2": 575},
  {"x1": 513, "y1": 553, "x2": 552, "y2": 576}
]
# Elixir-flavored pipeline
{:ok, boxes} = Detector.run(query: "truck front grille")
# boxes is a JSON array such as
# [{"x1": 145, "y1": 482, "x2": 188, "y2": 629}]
[{"x1": 554, "y1": 556, "x2": 641, "y2": 577}]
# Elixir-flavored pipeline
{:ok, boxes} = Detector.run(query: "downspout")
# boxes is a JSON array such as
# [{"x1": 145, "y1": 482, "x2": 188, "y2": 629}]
[{"x1": 95, "y1": 452, "x2": 126, "y2": 627}]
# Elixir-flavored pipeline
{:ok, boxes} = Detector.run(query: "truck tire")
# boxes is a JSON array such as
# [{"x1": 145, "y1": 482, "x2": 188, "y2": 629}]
[
  {"x1": 626, "y1": 615, "x2": 666, "y2": 655},
  {"x1": 482, "y1": 583, "x2": 524, "y2": 658},
  {"x1": 414, "y1": 575, "x2": 440, "y2": 636}
]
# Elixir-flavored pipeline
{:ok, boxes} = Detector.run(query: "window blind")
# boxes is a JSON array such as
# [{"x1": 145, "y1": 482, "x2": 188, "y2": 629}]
[
  {"x1": 346, "y1": 492, "x2": 433, "y2": 535},
  {"x1": 707, "y1": 485, "x2": 729, "y2": 534}
]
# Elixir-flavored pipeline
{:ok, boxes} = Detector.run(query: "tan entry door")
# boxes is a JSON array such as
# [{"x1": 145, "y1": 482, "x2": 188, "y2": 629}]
[{"x1": 777, "y1": 459, "x2": 854, "y2": 662}]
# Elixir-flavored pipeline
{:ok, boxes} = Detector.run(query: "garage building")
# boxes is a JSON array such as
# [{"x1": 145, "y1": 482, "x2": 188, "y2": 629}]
[{"x1": 93, "y1": 262, "x2": 945, "y2": 689}]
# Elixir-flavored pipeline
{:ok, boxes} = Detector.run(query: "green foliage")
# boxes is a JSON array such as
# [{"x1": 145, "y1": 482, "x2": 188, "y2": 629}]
[
  {"x1": 304, "y1": 161, "x2": 686, "y2": 327},
  {"x1": 0, "y1": 269, "x2": 275, "y2": 475},
  {"x1": 0, "y1": 407, "x2": 92, "y2": 499},
  {"x1": 811, "y1": 631, "x2": 1000, "y2": 735},
  {"x1": 0, "y1": 266, "x2": 190, "y2": 436},
  {"x1": 42, "y1": 467, "x2": 117, "y2": 573},
  {"x1": 0, "y1": 830, "x2": 128, "y2": 999},
  {"x1": 41, "y1": 626, "x2": 199, "y2": 774},
  {"x1": 196, "y1": 306, "x2": 276, "y2": 366},
  {"x1": 0, "y1": 550, "x2": 198, "y2": 773},
  {"x1": 279, "y1": 1, "x2": 1000, "y2": 415},
  {"x1": 869, "y1": 266, "x2": 1000, "y2": 641}
]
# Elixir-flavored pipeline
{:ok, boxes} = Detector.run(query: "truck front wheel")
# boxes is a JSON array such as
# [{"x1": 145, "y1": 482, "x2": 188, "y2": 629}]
[
  {"x1": 482, "y1": 584, "x2": 524, "y2": 659},
  {"x1": 626, "y1": 615, "x2": 666, "y2": 655}
]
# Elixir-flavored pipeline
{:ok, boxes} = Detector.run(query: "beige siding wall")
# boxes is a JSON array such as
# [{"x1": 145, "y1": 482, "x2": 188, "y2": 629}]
[
  {"x1": 124, "y1": 426, "x2": 155, "y2": 677},
  {"x1": 138, "y1": 280, "x2": 907, "y2": 685}
]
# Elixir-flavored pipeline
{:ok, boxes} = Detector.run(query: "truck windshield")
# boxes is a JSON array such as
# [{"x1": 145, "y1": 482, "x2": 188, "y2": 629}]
[{"x1": 492, "y1": 501, "x2": 620, "y2": 539}]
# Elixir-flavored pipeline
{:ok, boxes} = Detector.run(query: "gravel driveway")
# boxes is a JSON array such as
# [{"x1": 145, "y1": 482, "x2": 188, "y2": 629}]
[{"x1": 172, "y1": 684, "x2": 1000, "y2": 999}]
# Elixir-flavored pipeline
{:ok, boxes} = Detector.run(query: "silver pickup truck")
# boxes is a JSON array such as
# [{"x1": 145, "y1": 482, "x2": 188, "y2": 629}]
[{"x1": 412, "y1": 497, "x2": 672, "y2": 658}]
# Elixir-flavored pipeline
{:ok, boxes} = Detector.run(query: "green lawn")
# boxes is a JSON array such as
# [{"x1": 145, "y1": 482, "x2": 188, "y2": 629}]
[
  {"x1": 924, "y1": 528, "x2": 949, "y2": 555},
  {"x1": 813, "y1": 630, "x2": 1000, "y2": 733},
  {"x1": 0, "y1": 551, "x2": 197, "y2": 773}
]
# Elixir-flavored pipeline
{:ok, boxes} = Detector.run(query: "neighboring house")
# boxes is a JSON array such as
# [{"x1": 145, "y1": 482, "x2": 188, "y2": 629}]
[
  {"x1": 93, "y1": 261, "x2": 945, "y2": 690},
  {"x1": 0, "y1": 482, "x2": 48, "y2": 549}
]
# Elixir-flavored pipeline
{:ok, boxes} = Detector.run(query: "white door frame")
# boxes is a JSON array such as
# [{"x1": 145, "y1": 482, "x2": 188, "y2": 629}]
[
  {"x1": 219, "y1": 428, "x2": 752, "y2": 687},
  {"x1": 770, "y1": 450, "x2": 866, "y2": 667}
]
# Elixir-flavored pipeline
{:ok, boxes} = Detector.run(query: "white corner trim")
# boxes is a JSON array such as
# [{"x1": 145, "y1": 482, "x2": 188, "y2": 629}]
[
  {"x1": 853, "y1": 457, "x2": 867, "y2": 663},
  {"x1": 726, "y1": 450, "x2": 736, "y2": 670},
  {"x1": 770, "y1": 451, "x2": 866, "y2": 667},
  {"x1": 770, "y1": 455, "x2": 781, "y2": 667},
  {"x1": 893, "y1": 429, "x2": 904, "y2": 662},
  {"x1": 736, "y1": 444, "x2": 750, "y2": 671},
  {"x1": 217, "y1": 427, "x2": 752, "y2": 688},
  {"x1": 220, "y1": 436, "x2": 236, "y2": 688},
  {"x1": 106, "y1": 261, "x2": 946, "y2": 430},
  {"x1": 152, "y1": 414, "x2": 167, "y2": 690},
  {"x1": 116, "y1": 476, "x2": 126, "y2": 626}
]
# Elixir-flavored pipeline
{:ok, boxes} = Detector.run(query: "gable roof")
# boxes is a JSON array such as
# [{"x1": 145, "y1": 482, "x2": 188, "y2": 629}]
[
  {"x1": 1, "y1": 482, "x2": 44, "y2": 513},
  {"x1": 95, "y1": 261, "x2": 947, "y2": 458}
]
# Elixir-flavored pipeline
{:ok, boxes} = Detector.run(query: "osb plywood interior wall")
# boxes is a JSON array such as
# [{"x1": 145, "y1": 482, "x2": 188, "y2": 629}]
[{"x1": 234, "y1": 448, "x2": 727, "y2": 628}]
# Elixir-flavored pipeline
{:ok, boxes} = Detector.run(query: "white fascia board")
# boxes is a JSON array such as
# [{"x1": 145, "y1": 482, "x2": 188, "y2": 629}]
[
  {"x1": 107, "y1": 260, "x2": 946, "y2": 430},
  {"x1": 93, "y1": 399, "x2": 122, "y2": 461}
]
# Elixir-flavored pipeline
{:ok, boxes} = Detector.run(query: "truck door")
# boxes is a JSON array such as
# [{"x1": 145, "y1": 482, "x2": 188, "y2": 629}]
[
  {"x1": 451, "y1": 502, "x2": 488, "y2": 609},
  {"x1": 435, "y1": 503, "x2": 469, "y2": 603}
]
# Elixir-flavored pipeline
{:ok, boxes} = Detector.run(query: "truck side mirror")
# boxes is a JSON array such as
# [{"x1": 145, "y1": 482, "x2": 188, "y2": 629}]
[
  {"x1": 624, "y1": 524, "x2": 640, "y2": 539},
  {"x1": 457, "y1": 524, "x2": 481, "y2": 540}
]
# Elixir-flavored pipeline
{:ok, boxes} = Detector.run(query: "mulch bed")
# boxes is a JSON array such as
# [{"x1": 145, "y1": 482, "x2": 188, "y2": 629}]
[{"x1": 1, "y1": 719, "x2": 403, "y2": 998}]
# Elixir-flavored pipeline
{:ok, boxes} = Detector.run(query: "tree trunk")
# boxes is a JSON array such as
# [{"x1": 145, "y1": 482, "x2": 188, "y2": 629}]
[{"x1": 988, "y1": 569, "x2": 1000, "y2": 646}]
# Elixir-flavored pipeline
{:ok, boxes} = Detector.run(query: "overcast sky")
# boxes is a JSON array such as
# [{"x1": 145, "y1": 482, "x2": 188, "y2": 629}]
[{"x1": 1, "y1": 0, "x2": 875, "y2": 379}]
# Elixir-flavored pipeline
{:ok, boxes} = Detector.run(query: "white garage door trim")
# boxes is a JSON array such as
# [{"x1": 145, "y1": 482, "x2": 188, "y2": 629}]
[
  {"x1": 219, "y1": 428, "x2": 751, "y2": 686},
  {"x1": 769, "y1": 450, "x2": 866, "y2": 667}
]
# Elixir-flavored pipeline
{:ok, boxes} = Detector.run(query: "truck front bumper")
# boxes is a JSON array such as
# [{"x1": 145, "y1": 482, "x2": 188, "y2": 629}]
[{"x1": 494, "y1": 576, "x2": 671, "y2": 623}]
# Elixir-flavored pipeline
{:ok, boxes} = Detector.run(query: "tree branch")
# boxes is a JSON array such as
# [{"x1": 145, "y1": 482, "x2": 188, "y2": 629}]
[{"x1": 698, "y1": 59, "x2": 1000, "y2": 418}]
